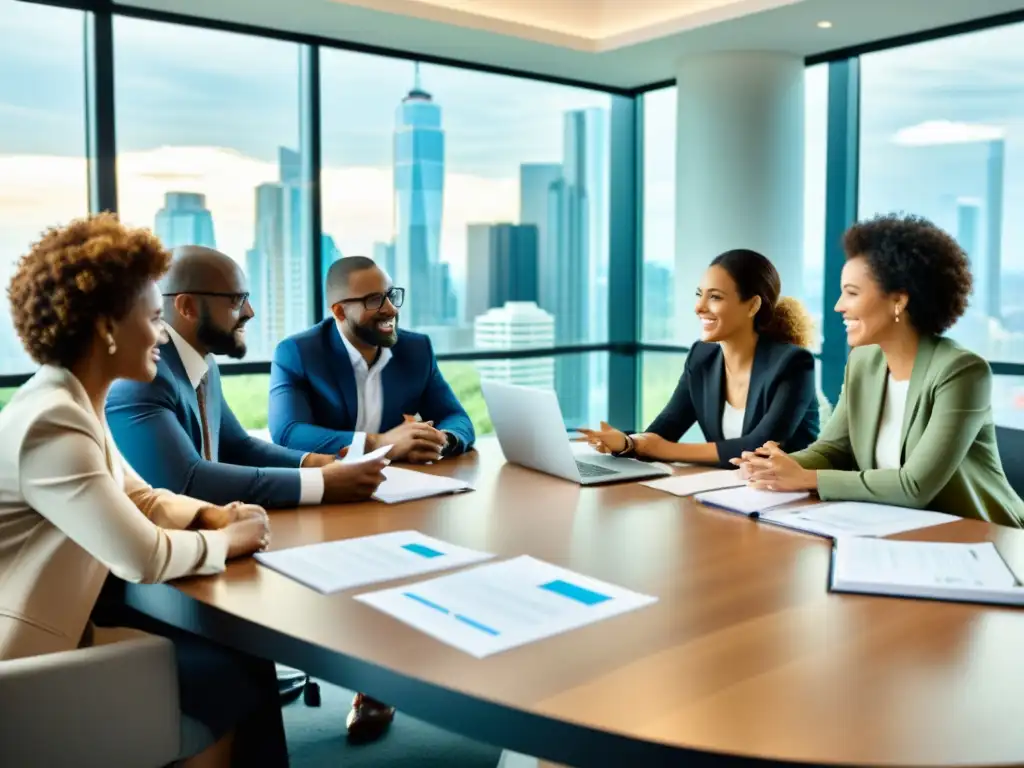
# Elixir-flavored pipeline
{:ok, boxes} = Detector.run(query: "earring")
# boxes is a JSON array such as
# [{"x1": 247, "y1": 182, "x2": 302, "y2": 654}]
[
  {"x1": 106, "y1": 333, "x2": 117, "y2": 355},
  {"x1": 894, "y1": 306, "x2": 901, "y2": 324}
]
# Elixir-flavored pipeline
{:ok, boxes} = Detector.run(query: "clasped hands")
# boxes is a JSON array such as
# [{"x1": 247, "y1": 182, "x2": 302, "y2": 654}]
[
  {"x1": 730, "y1": 441, "x2": 817, "y2": 492},
  {"x1": 300, "y1": 415, "x2": 448, "y2": 468},
  {"x1": 194, "y1": 501, "x2": 272, "y2": 558}
]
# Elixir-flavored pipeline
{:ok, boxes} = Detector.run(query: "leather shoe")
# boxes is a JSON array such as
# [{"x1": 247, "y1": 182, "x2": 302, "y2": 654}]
[{"x1": 345, "y1": 692, "x2": 395, "y2": 744}]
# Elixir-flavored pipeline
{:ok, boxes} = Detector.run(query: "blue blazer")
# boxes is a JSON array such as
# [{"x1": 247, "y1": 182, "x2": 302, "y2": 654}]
[
  {"x1": 269, "y1": 319, "x2": 475, "y2": 456},
  {"x1": 647, "y1": 337, "x2": 819, "y2": 467},
  {"x1": 106, "y1": 340, "x2": 308, "y2": 509}
]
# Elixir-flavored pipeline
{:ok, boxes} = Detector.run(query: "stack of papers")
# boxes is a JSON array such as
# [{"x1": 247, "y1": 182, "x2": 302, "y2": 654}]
[
  {"x1": 830, "y1": 538, "x2": 1024, "y2": 606},
  {"x1": 254, "y1": 531, "x2": 493, "y2": 593},
  {"x1": 373, "y1": 466, "x2": 474, "y2": 504},
  {"x1": 356, "y1": 555, "x2": 658, "y2": 657},
  {"x1": 640, "y1": 469, "x2": 745, "y2": 497},
  {"x1": 695, "y1": 486, "x2": 810, "y2": 517},
  {"x1": 762, "y1": 502, "x2": 959, "y2": 539}
]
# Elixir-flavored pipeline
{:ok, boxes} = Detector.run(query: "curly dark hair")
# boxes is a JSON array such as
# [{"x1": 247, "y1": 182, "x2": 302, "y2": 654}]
[
  {"x1": 8, "y1": 213, "x2": 172, "y2": 368},
  {"x1": 843, "y1": 213, "x2": 972, "y2": 337}
]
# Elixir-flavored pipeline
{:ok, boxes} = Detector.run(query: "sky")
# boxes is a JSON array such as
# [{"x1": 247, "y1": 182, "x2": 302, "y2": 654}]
[{"x1": 5, "y1": 0, "x2": 1024, "y2": 355}]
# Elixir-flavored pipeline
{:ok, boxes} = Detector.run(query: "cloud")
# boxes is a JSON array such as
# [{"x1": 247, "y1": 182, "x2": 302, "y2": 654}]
[
  {"x1": 0, "y1": 145, "x2": 518, "y2": 281},
  {"x1": 892, "y1": 120, "x2": 1005, "y2": 146}
]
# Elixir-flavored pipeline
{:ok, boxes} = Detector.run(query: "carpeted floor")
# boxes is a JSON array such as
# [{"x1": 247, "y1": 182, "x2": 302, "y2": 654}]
[{"x1": 281, "y1": 680, "x2": 503, "y2": 767}]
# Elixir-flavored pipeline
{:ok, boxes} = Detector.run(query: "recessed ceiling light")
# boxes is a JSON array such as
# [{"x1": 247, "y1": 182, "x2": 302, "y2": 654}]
[{"x1": 817, "y1": 20, "x2": 833, "y2": 29}]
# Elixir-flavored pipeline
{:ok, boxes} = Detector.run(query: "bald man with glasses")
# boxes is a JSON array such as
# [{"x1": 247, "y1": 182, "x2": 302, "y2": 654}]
[{"x1": 269, "y1": 256, "x2": 474, "y2": 464}]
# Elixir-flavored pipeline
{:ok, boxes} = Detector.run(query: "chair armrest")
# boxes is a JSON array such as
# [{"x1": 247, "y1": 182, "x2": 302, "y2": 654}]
[{"x1": 0, "y1": 627, "x2": 180, "y2": 768}]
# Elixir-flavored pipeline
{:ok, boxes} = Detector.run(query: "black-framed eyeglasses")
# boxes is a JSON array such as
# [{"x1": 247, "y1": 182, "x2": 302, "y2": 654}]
[
  {"x1": 163, "y1": 292, "x2": 250, "y2": 310},
  {"x1": 336, "y1": 287, "x2": 405, "y2": 311}
]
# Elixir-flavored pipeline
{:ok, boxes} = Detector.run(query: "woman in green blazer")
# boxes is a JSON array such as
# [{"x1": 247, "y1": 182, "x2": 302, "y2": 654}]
[{"x1": 736, "y1": 213, "x2": 1024, "y2": 528}]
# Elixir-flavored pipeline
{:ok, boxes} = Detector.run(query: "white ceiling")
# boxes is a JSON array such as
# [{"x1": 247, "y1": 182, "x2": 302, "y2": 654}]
[{"x1": 121, "y1": 0, "x2": 1024, "y2": 89}]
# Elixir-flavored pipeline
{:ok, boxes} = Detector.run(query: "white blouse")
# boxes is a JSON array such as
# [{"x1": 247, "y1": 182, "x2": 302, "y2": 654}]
[
  {"x1": 721, "y1": 401, "x2": 746, "y2": 440},
  {"x1": 874, "y1": 374, "x2": 911, "y2": 470}
]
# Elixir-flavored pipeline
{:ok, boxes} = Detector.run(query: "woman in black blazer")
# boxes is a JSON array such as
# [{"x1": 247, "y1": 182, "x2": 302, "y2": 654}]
[{"x1": 584, "y1": 249, "x2": 820, "y2": 468}]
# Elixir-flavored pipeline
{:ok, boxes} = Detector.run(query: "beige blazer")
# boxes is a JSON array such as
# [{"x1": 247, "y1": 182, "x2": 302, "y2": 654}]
[{"x1": 0, "y1": 366, "x2": 228, "y2": 661}]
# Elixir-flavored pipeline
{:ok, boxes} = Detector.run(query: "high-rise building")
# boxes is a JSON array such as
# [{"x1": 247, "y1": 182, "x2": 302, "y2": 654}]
[
  {"x1": 519, "y1": 163, "x2": 561, "y2": 313},
  {"x1": 465, "y1": 224, "x2": 493, "y2": 324},
  {"x1": 372, "y1": 241, "x2": 396, "y2": 278},
  {"x1": 321, "y1": 234, "x2": 342, "y2": 296},
  {"x1": 393, "y1": 63, "x2": 445, "y2": 327},
  {"x1": 154, "y1": 192, "x2": 216, "y2": 250},
  {"x1": 548, "y1": 108, "x2": 609, "y2": 425},
  {"x1": 465, "y1": 223, "x2": 539, "y2": 323},
  {"x1": 985, "y1": 138, "x2": 1005, "y2": 321},
  {"x1": 246, "y1": 147, "x2": 311, "y2": 354},
  {"x1": 474, "y1": 302, "x2": 555, "y2": 390}
]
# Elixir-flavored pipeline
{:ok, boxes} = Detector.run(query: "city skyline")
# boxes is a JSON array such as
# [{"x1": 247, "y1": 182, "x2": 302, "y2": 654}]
[{"x1": 8, "y1": 0, "x2": 1024, "y2": 432}]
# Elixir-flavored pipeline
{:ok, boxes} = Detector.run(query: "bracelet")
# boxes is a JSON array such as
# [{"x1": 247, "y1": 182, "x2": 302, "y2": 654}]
[{"x1": 613, "y1": 434, "x2": 636, "y2": 457}]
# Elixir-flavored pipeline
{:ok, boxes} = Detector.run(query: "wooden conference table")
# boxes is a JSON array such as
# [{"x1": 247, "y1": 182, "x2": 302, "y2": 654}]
[{"x1": 127, "y1": 439, "x2": 1024, "y2": 767}]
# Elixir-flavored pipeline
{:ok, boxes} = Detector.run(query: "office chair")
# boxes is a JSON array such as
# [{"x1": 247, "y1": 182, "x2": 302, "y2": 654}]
[{"x1": 995, "y1": 426, "x2": 1024, "y2": 499}]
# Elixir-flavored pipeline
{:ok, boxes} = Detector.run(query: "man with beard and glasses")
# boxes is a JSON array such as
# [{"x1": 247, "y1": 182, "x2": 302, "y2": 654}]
[
  {"x1": 106, "y1": 246, "x2": 387, "y2": 510},
  {"x1": 269, "y1": 256, "x2": 474, "y2": 464}
]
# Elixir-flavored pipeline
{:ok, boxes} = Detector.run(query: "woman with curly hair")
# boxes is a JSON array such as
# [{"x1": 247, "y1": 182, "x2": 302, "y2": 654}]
[
  {"x1": 0, "y1": 214, "x2": 287, "y2": 766},
  {"x1": 582, "y1": 248, "x2": 820, "y2": 467},
  {"x1": 738, "y1": 213, "x2": 1024, "y2": 527}
]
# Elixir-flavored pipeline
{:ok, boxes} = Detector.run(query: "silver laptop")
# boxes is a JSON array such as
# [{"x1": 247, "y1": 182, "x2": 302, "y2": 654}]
[{"x1": 480, "y1": 380, "x2": 672, "y2": 486}]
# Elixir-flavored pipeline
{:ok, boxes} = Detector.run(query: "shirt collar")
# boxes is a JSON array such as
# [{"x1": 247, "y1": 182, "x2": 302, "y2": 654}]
[
  {"x1": 165, "y1": 323, "x2": 210, "y2": 390},
  {"x1": 336, "y1": 322, "x2": 393, "y2": 371}
]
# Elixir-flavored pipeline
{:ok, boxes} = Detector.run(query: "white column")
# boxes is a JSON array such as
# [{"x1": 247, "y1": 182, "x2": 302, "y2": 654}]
[{"x1": 674, "y1": 51, "x2": 805, "y2": 325}]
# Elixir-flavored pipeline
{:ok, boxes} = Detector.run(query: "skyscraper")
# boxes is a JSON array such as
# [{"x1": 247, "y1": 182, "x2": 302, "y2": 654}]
[
  {"x1": 372, "y1": 241, "x2": 396, "y2": 278},
  {"x1": 548, "y1": 108, "x2": 609, "y2": 425},
  {"x1": 519, "y1": 163, "x2": 561, "y2": 314},
  {"x1": 246, "y1": 147, "x2": 311, "y2": 355},
  {"x1": 465, "y1": 223, "x2": 539, "y2": 323},
  {"x1": 321, "y1": 234, "x2": 342, "y2": 301},
  {"x1": 154, "y1": 192, "x2": 216, "y2": 250},
  {"x1": 985, "y1": 138, "x2": 1005, "y2": 321},
  {"x1": 474, "y1": 302, "x2": 556, "y2": 390},
  {"x1": 393, "y1": 63, "x2": 445, "y2": 327}
]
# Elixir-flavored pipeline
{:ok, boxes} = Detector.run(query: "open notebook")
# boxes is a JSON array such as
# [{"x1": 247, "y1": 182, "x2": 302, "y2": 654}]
[
  {"x1": 829, "y1": 538, "x2": 1024, "y2": 607},
  {"x1": 694, "y1": 486, "x2": 810, "y2": 517}
]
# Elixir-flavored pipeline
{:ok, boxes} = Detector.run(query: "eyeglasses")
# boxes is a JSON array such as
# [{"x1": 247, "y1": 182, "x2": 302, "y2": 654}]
[
  {"x1": 163, "y1": 292, "x2": 250, "y2": 310},
  {"x1": 336, "y1": 287, "x2": 405, "y2": 311}
]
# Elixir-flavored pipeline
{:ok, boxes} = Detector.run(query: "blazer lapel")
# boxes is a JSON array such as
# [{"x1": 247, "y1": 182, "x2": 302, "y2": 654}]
[
  {"x1": 900, "y1": 335, "x2": 938, "y2": 460},
  {"x1": 857, "y1": 349, "x2": 889, "y2": 470},
  {"x1": 162, "y1": 341, "x2": 204, "y2": 442},
  {"x1": 741, "y1": 337, "x2": 771, "y2": 434},
  {"x1": 327, "y1": 324, "x2": 360, "y2": 426},
  {"x1": 703, "y1": 346, "x2": 725, "y2": 441}
]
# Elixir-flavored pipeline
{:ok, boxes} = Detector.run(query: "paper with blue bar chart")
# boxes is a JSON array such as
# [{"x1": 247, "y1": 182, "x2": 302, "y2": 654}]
[
  {"x1": 355, "y1": 555, "x2": 658, "y2": 657},
  {"x1": 254, "y1": 531, "x2": 493, "y2": 594}
]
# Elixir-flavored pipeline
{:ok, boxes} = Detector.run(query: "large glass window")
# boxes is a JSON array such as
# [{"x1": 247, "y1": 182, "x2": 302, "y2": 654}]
[
  {"x1": 113, "y1": 18, "x2": 310, "y2": 361},
  {"x1": 640, "y1": 66, "x2": 829, "y2": 350},
  {"x1": 860, "y1": 26, "x2": 1024, "y2": 363},
  {"x1": 0, "y1": 0, "x2": 88, "y2": 375},
  {"x1": 320, "y1": 51, "x2": 612, "y2": 425}
]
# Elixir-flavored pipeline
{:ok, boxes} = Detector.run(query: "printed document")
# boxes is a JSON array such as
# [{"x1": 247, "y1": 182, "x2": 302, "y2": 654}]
[
  {"x1": 695, "y1": 486, "x2": 810, "y2": 516},
  {"x1": 356, "y1": 555, "x2": 658, "y2": 657},
  {"x1": 640, "y1": 469, "x2": 745, "y2": 497},
  {"x1": 373, "y1": 466, "x2": 474, "y2": 504},
  {"x1": 341, "y1": 443, "x2": 393, "y2": 465},
  {"x1": 762, "y1": 502, "x2": 959, "y2": 539},
  {"x1": 254, "y1": 531, "x2": 492, "y2": 593},
  {"x1": 830, "y1": 538, "x2": 1024, "y2": 606}
]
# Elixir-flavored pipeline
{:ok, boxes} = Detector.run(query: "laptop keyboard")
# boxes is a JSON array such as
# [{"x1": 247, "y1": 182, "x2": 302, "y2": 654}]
[{"x1": 575, "y1": 461, "x2": 619, "y2": 478}]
